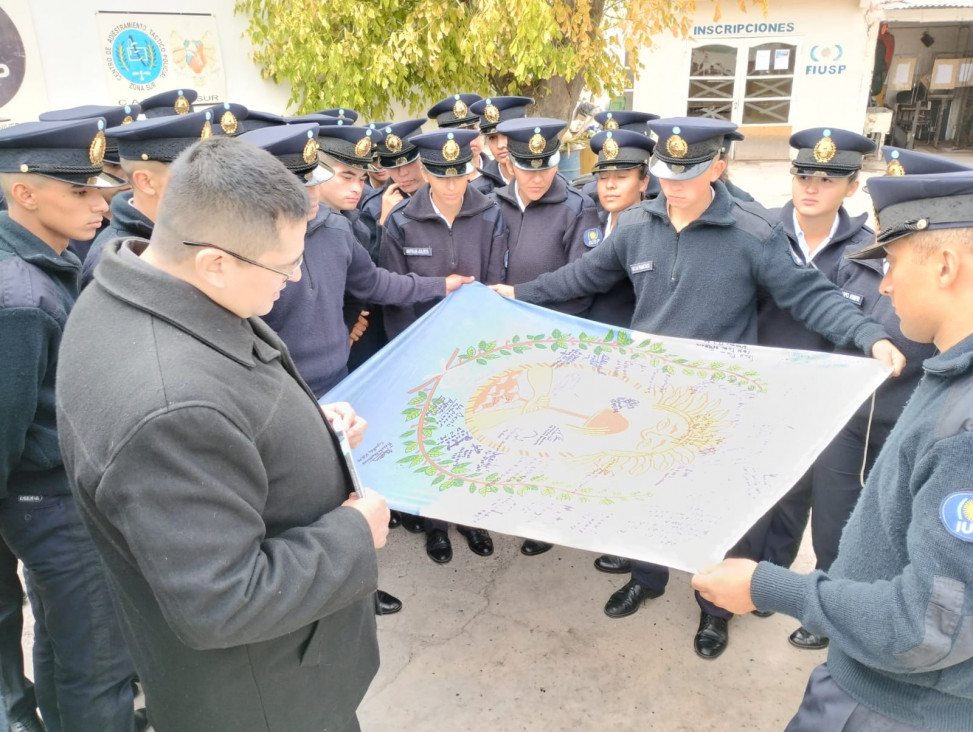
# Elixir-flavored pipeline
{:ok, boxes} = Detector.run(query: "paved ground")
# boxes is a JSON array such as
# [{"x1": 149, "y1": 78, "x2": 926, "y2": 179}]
[{"x1": 21, "y1": 145, "x2": 971, "y2": 731}]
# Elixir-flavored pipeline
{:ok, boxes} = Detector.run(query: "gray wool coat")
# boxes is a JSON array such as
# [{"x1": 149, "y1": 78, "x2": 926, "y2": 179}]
[{"x1": 56, "y1": 239, "x2": 379, "y2": 732}]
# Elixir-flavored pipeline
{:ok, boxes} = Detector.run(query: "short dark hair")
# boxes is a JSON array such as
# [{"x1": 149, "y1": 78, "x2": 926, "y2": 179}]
[{"x1": 152, "y1": 136, "x2": 310, "y2": 261}]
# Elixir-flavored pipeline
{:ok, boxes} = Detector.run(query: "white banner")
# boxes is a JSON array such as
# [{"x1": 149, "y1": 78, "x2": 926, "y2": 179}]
[{"x1": 95, "y1": 11, "x2": 226, "y2": 107}]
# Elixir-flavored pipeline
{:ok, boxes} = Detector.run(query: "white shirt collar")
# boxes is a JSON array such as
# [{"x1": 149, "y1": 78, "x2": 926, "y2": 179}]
[
  {"x1": 513, "y1": 181, "x2": 529, "y2": 212},
  {"x1": 793, "y1": 209, "x2": 840, "y2": 263},
  {"x1": 429, "y1": 193, "x2": 453, "y2": 229}
]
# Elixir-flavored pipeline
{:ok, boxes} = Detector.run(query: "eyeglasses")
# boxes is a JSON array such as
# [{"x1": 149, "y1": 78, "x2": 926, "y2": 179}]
[{"x1": 182, "y1": 240, "x2": 304, "y2": 280}]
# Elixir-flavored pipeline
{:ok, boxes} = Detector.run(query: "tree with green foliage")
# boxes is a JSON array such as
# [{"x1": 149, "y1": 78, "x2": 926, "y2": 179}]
[{"x1": 235, "y1": 0, "x2": 767, "y2": 121}]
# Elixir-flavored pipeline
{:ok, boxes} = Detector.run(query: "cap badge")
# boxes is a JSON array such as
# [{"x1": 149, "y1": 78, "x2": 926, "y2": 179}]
[
  {"x1": 603, "y1": 133, "x2": 619, "y2": 161},
  {"x1": 89, "y1": 130, "x2": 106, "y2": 165},
  {"x1": 220, "y1": 110, "x2": 238, "y2": 135},
  {"x1": 303, "y1": 136, "x2": 319, "y2": 164},
  {"x1": 484, "y1": 103, "x2": 500, "y2": 124},
  {"x1": 174, "y1": 93, "x2": 191, "y2": 115},
  {"x1": 528, "y1": 131, "x2": 547, "y2": 155},
  {"x1": 530, "y1": 158, "x2": 543, "y2": 168},
  {"x1": 385, "y1": 133, "x2": 403, "y2": 153},
  {"x1": 354, "y1": 136, "x2": 373, "y2": 158},
  {"x1": 666, "y1": 133, "x2": 688, "y2": 159},
  {"x1": 121, "y1": 108, "x2": 134, "y2": 125},
  {"x1": 395, "y1": 156, "x2": 407, "y2": 166},
  {"x1": 200, "y1": 120, "x2": 213, "y2": 140},
  {"x1": 605, "y1": 116, "x2": 619, "y2": 131},
  {"x1": 442, "y1": 132, "x2": 460, "y2": 161},
  {"x1": 445, "y1": 167, "x2": 458, "y2": 176},
  {"x1": 813, "y1": 130, "x2": 836, "y2": 163},
  {"x1": 886, "y1": 160, "x2": 906, "y2": 176},
  {"x1": 452, "y1": 99, "x2": 468, "y2": 119}
]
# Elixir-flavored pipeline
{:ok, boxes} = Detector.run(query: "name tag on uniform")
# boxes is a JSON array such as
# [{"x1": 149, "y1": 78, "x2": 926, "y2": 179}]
[
  {"x1": 403, "y1": 247, "x2": 433, "y2": 257},
  {"x1": 840, "y1": 289, "x2": 864, "y2": 306},
  {"x1": 630, "y1": 261, "x2": 654, "y2": 274}
]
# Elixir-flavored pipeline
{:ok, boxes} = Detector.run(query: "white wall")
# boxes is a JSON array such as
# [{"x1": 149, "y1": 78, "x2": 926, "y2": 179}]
[
  {"x1": 2, "y1": 0, "x2": 292, "y2": 120},
  {"x1": 632, "y1": 0, "x2": 876, "y2": 155}
]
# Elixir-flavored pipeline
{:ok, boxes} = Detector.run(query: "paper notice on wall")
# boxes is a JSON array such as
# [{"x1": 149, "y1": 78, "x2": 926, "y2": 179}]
[
  {"x1": 934, "y1": 61, "x2": 954, "y2": 86},
  {"x1": 774, "y1": 49, "x2": 790, "y2": 70},
  {"x1": 894, "y1": 63, "x2": 910, "y2": 85},
  {"x1": 754, "y1": 49, "x2": 771, "y2": 71}
]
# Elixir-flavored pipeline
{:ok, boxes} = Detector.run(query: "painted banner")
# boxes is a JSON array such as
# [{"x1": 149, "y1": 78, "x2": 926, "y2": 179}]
[
  {"x1": 325, "y1": 284, "x2": 889, "y2": 572},
  {"x1": 95, "y1": 12, "x2": 226, "y2": 107}
]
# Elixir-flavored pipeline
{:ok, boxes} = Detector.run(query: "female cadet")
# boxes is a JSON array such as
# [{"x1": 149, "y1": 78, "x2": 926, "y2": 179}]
[
  {"x1": 379, "y1": 128, "x2": 508, "y2": 565},
  {"x1": 755, "y1": 134, "x2": 940, "y2": 651}
]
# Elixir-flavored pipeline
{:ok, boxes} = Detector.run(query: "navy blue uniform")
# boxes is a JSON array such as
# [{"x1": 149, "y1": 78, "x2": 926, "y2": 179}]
[
  {"x1": 757, "y1": 202, "x2": 935, "y2": 572},
  {"x1": 492, "y1": 175, "x2": 600, "y2": 317},
  {"x1": 81, "y1": 191, "x2": 154, "y2": 289},
  {"x1": 0, "y1": 214, "x2": 136, "y2": 731},
  {"x1": 262, "y1": 206, "x2": 445, "y2": 398},
  {"x1": 380, "y1": 183, "x2": 507, "y2": 339}
]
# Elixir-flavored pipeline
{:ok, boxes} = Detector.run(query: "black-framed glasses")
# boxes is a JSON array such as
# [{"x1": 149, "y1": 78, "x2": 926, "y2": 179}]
[{"x1": 182, "y1": 240, "x2": 304, "y2": 279}]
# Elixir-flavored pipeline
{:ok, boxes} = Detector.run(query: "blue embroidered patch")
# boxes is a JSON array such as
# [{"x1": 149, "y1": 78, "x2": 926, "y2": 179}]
[
  {"x1": 940, "y1": 492, "x2": 973, "y2": 542},
  {"x1": 583, "y1": 228, "x2": 603, "y2": 248}
]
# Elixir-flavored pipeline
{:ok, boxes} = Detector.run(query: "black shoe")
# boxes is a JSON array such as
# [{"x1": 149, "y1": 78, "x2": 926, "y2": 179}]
[
  {"x1": 388, "y1": 511, "x2": 402, "y2": 529},
  {"x1": 694, "y1": 613, "x2": 729, "y2": 659},
  {"x1": 10, "y1": 714, "x2": 46, "y2": 732},
  {"x1": 789, "y1": 625, "x2": 829, "y2": 650},
  {"x1": 604, "y1": 580, "x2": 664, "y2": 618},
  {"x1": 751, "y1": 609, "x2": 775, "y2": 618},
  {"x1": 457, "y1": 526, "x2": 494, "y2": 556},
  {"x1": 520, "y1": 539, "x2": 553, "y2": 556},
  {"x1": 375, "y1": 589, "x2": 403, "y2": 615},
  {"x1": 594, "y1": 554, "x2": 631, "y2": 574},
  {"x1": 400, "y1": 513, "x2": 425, "y2": 533},
  {"x1": 426, "y1": 529, "x2": 452, "y2": 563}
]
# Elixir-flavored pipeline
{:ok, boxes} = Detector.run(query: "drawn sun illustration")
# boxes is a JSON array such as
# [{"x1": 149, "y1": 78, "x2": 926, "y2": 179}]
[
  {"x1": 465, "y1": 363, "x2": 728, "y2": 476},
  {"x1": 962, "y1": 499, "x2": 973, "y2": 523}
]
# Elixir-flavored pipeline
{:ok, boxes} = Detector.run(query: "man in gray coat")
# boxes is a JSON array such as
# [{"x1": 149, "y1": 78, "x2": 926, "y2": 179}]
[{"x1": 56, "y1": 136, "x2": 390, "y2": 732}]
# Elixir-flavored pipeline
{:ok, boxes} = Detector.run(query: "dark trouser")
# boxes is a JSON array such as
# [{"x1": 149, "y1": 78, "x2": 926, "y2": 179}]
[
  {"x1": 0, "y1": 494, "x2": 135, "y2": 732},
  {"x1": 762, "y1": 416, "x2": 891, "y2": 572},
  {"x1": 0, "y1": 535, "x2": 38, "y2": 723},
  {"x1": 786, "y1": 664, "x2": 927, "y2": 731},
  {"x1": 631, "y1": 509, "x2": 773, "y2": 620}
]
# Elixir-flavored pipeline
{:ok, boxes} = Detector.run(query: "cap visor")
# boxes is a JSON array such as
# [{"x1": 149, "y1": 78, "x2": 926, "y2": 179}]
[
  {"x1": 423, "y1": 161, "x2": 474, "y2": 178},
  {"x1": 304, "y1": 162, "x2": 334, "y2": 186},
  {"x1": 39, "y1": 171, "x2": 129, "y2": 188},
  {"x1": 511, "y1": 150, "x2": 560, "y2": 171},
  {"x1": 648, "y1": 156, "x2": 711, "y2": 181},
  {"x1": 847, "y1": 239, "x2": 887, "y2": 260}
]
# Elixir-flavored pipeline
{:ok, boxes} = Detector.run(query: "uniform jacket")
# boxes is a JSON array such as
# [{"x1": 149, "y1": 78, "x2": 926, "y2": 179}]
[
  {"x1": 379, "y1": 183, "x2": 507, "y2": 338},
  {"x1": 477, "y1": 158, "x2": 508, "y2": 191},
  {"x1": 357, "y1": 181, "x2": 396, "y2": 262},
  {"x1": 492, "y1": 175, "x2": 600, "y2": 316},
  {"x1": 262, "y1": 206, "x2": 444, "y2": 397},
  {"x1": 759, "y1": 202, "x2": 934, "y2": 426},
  {"x1": 585, "y1": 206, "x2": 635, "y2": 328},
  {"x1": 81, "y1": 192, "x2": 154, "y2": 289},
  {"x1": 56, "y1": 239, "x2": 380, "y2": 732},
  {"x1": 752, "y1": 336, "x2": 973, "y2": 732},
  {"x1": 516, "y1": 181, "x2": 889, "y2": 351},
  {"x1": 0, "y1": 214, "x2": 79, "y2": 499}
]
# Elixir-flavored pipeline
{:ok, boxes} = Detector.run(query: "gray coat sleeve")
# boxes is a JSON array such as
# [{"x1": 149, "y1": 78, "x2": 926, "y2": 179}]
[
  {"x1": 755, "y1": 227, "x2": 889, "y2": 354},
  {"x1": 515, "y1": 230, "x2": 628, "y2": 305},
  {"x1": 345, "y1": 237, "x2": 444, "y2": 305},
  {"x1": 94, "y1": 405, "x2": 378, "y2": 650},
  {"x1": 751, "y1": 432, "x2": 973, "y2": 674}
]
